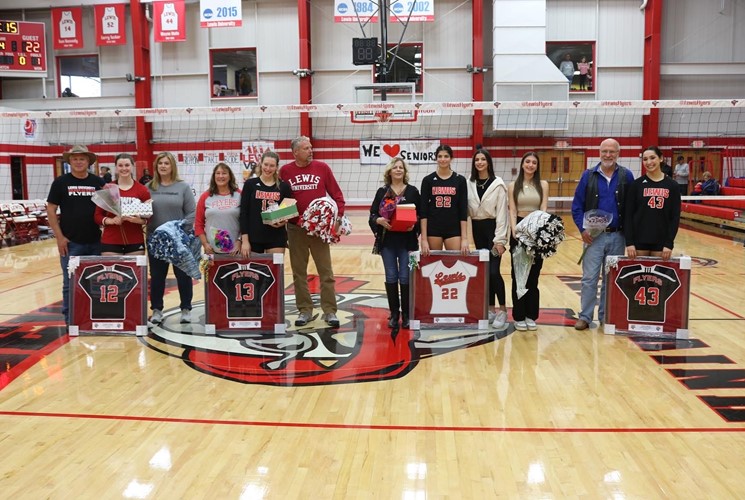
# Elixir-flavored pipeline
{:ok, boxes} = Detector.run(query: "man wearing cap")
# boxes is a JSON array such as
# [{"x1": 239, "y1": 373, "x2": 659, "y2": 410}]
[{"x1": 47, "y1": 145, "x2": 106, "y2": 326}]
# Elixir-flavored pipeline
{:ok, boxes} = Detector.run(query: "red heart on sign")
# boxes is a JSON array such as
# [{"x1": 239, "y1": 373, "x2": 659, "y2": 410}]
[{"x1": 383, "y1": 144, "x2": 401, "y2": 157}]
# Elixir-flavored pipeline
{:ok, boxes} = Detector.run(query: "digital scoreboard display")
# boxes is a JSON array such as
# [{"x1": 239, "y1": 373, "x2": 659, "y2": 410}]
[{"x1": 0, "y1": 20, "x2": 47, "y2": 77}]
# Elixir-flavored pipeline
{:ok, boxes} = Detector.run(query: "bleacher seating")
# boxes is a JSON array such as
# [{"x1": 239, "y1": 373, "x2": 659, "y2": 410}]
[{"x1": 681, "y1": 177, "x2": 745, "y2": 230}]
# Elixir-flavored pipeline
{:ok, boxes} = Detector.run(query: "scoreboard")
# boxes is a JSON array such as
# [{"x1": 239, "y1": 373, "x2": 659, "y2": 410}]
[{"x1": 0, "y1": 20, "x2": 47, "y2": 77}]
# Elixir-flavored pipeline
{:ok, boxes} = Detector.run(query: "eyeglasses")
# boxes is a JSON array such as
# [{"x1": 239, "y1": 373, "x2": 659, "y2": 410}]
[{"x1": 600, "y1": 150, "x2": 619, "y2": 155}]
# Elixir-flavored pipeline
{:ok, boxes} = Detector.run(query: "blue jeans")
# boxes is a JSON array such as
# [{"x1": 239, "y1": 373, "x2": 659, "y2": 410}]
[
  {"x1": 60, "y1": 241, "x2": 101, "y2": 325},
  {"x1": 579, "y1": 231, "x2": 625, "y2": 323},
  {"x1": 381, "y1": 243, "x2": 410, "y2": 285},
  {"x1": 148, "y1": 254, "x2": 193, "y2": 312}
]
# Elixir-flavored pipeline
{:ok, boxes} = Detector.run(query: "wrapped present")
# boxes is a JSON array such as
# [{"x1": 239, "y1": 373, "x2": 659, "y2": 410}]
[
  {"x1": 121, "y1": 199, "x2": 153, "y2": 218},
  {"x1": 261, "y1": 198, "x2": 298, "y2": 224},
  {"x1": 390, "y1": 203, "x2": 417, "y2": 232}
]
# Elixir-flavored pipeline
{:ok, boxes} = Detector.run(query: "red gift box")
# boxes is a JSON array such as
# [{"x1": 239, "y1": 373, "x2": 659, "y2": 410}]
[{"x1": 390, "y1": 204, "x2": 417, "y2": 232}]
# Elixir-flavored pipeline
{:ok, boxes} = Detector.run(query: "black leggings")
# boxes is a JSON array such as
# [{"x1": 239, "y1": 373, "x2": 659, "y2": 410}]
[{"x1": 471, "y1": 218, "x2": 506, "y2": 307}]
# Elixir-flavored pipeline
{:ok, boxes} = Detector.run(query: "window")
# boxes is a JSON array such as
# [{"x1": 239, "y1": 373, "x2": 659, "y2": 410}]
[
  {"x1": 375, "y1": 43, "x2": 423, "y2": 94},
  {"x1": 546, "y1": 42, "x2": 595, "y2": 93},
  {"x1": 210, "y1": 48, "x2": 257, "y2": 98},
  {"x1": 58, "y1": 55, "x2": 100, "y2": 97}
]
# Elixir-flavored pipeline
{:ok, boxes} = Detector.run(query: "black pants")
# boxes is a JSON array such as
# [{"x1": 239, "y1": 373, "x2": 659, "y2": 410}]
[
  {"x1": 510, "y1": 220, "x2": 543, "y2": 321},
  {"x1": 471, "y1": 218, "x2": 506, "y2": 307}
]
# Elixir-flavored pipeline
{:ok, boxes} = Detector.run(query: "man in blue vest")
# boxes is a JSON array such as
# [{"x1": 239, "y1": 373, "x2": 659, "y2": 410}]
[{"x1": 571, "y1": 138, "x2": 635, "y2": 330}]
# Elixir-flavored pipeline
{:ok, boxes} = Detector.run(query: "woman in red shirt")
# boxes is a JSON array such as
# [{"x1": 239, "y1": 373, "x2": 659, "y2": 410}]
[{"x1": 94, "y1": 153, "x2": 151, "y2": 255}]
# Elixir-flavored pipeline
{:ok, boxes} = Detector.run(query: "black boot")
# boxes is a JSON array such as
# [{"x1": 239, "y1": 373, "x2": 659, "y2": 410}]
[
  {"x1": 385, "y1": 282, "x2": 400, "y2": 328},
  {"x1": 400, "y1": 283, "x2": 410, "y2": 329}
]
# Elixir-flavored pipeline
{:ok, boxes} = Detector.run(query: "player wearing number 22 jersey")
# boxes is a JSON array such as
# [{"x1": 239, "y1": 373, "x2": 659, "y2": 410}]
[
  {"x1": 624, "y1": 174, "x2": 681, "y2": 250},
  {"x1": 420, "y1": 171, "x2": 468, "y2": 238}
]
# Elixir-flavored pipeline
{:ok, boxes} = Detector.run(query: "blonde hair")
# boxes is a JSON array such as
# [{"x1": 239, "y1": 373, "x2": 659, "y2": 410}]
[
  {"x1": 149, "y1": 152, "x2": 181, "y2": 190},
  {"x1": 382, "y1": 156, "x2": 409, "y2": 185},
  {"x1": 260, "y1": 150, "x2": 281, "y2": 185}
]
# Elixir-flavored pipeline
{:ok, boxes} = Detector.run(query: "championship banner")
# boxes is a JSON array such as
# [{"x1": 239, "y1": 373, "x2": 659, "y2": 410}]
[
  {"x1": 409, "y1": 250, "x2": 489, "y2": 330},
  {"x1": 154, "y1": 0, "x2": 186, "y2": 43},
  {"x1": 334, "y1": 0, "x2": 379, "y2": 23},
  {"x1": 69, "y1": 256, "x2": 148, "y2": 336},
  {"x1": 52, "y1": 7, "x2": 83, "y2": 49},
  {"x1": 200, "y1": 0, "x2": 242, "y2": 28},
  {"x1": 604, "y1": 256, "x2": 691, "y2": 338},
  {"x1": 389, "y1": 0, "x2": 435, "y2": 22},
  {"x1": 204, "y1": 254, "x2": 286, "y2": 334},
  {"x1": 359, "y1": 139, "x2": 440, "y2": 165},
  {"x1": 95, "y1": 4, "x2": 126, "y2": 46}
]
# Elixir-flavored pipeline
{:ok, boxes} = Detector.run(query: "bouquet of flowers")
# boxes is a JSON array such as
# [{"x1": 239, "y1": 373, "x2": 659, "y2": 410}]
[
  {"x1": 92, "y1": 184, "x2": 121, "y2": 215},
  {"x1": 577, "y1": 209, "x2": 613, "y2": 264},
  {"x1": 379, "y1": 191, "x2": 401, "y2": 222},
  {"x1": 210, "y1": 228, "x2": 235, "y2": 253},
  {"x1": 513, "y1": 210, "x2": 565, "y2": 298}
]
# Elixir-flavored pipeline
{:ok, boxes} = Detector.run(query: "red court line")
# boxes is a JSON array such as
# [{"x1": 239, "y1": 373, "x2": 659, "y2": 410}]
[
  {"x1": 691, "y1": 291, "x2": 745, "y2": 319},
  {"x1": 1, "y1": 410, "x2": 744, "y2": 433}
]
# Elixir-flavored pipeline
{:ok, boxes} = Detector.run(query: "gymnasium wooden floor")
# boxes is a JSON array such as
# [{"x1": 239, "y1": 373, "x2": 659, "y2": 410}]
[{"x1": 1, "y1": 209, "x2": 744, "y2": 499}]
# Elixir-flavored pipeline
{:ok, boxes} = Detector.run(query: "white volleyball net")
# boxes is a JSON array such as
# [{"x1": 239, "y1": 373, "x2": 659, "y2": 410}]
[{"x1": 1, "y1": 100, "x2": 744, "y2": 205}]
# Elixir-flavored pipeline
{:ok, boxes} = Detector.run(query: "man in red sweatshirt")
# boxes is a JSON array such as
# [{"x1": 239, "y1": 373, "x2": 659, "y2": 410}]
[{"x1": 280, "y1": 136, "x2": 346, "y2": 328}]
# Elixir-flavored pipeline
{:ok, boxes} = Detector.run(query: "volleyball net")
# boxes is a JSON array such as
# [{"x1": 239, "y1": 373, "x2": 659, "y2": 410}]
[{"x1": 1, "y1": 99, "x2": 744, "y2": 205}]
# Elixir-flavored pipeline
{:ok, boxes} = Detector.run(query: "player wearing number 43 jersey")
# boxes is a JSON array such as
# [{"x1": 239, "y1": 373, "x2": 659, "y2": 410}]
[
  {"x1": 624, "y1": 146, "x2": 681, "y2": 259},
  {"x1": 615, "y1": 264, "x2": 681, "y2": 323}
]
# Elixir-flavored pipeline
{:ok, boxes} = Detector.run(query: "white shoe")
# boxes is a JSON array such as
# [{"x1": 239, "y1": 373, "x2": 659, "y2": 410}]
[
  {"x1": 180, "y1": 309, "x2": 192, "y2": 323},
  {"x1": 526, "y1": 318, "x2": 537, "y2": 330},
  {"x1": 492, "y1": 310, "x2": 508, "y2": 329},
  {"x1": 514, "y1": 321, "x2": 528, "y2": 331},
  {"x1": 487, "y1": 310, "x2": 497, "y2": 323},
  {"x1": 150, "y1": 309, "x2": 163, "y2": 324}
]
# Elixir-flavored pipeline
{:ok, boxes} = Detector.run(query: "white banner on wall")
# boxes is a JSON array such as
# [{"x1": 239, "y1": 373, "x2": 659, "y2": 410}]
[
  {"x1": 200, "y1": 0, "x2": 242, "y2": 28},
  {"x1": 334, "y1": 0, "x2": 379, "y2": 23},
  {"x1": 389, "y1": 0, "x2": 435, "y2": 22},
  {"x1": 360, "y1": 140, "x2": 440, "y2": 165}
]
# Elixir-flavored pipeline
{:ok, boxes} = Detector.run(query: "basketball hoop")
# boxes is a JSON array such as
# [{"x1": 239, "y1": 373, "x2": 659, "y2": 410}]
[{"x1": 350, "y1": 109, "x2": 418, "y2": 124}]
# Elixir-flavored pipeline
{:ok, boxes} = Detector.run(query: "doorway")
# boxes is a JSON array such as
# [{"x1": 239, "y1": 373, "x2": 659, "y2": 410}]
[
  {"x1": 537, "y1": 149, "x2": 586, "y2": 208},
  {"x1": 11, "y1": 156, "x2": 26, "y2": 200},
  {"x1": 672, "y1": 150, "x2": 722, "y2": 188}
]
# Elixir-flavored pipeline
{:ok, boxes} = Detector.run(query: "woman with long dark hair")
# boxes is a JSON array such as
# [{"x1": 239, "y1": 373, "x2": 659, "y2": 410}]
[
  {"x1": 624, "y1": 145, "x2": 681, "y2": 260},
  {"x1": 419, "y1": 144, "x2": 469, "y2": 256},
  {"x1": 508, "y1": 152, "x2": 548, "y2": 331},
  {"x1": 467, "y1": 147, "x2": 509, "y2": 329}
]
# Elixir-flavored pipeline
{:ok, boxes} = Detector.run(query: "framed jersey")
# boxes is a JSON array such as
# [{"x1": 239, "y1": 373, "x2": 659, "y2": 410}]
[
  {"x1": 204, "y1": 254, "x2": 285, "y2": 334},
  {"x1": 409, "y1": 250, "x2": 489, "y2": 330},
  {"x1": 69, "y1": 256, "x2": 148, "y2": 336},
  {"x1": 604, "y1": 256, "x2": 691, "y2": 338}
]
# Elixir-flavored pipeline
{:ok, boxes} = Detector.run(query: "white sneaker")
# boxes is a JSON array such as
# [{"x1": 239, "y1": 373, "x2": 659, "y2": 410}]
[
  {"x1": 492, "y1": 310, "x2": 508, "y2": 329},
  {"x1": 526, "y1": 318, "x2": 537, "y2": 330},
  {"x1": 514, "y1": 321, "x2": 528, "y2": 331},
  {"x1": 324, "y1": 312, "x2": 340, "y2": 328},
  {"x1": 487, "y1": 310, "x2": 497, "y2": 323},
  {"x1": 180, "y1": 309, "x2": 192, "y2": 323},
  {"x1": 150, "y1": 309, "x2": 163, "y2": 324}
]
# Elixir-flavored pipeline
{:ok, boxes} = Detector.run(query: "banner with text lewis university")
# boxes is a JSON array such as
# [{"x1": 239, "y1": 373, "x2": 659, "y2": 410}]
[
  {"x1": 154, "y1": 0, "x2": 187, "y2": 42},
  {"x1": 52, "y1": 7, "x2": 84, "y2": 49},
  {"x1": 95, "y1": 4, "x2": 126, "y2": 46}
]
